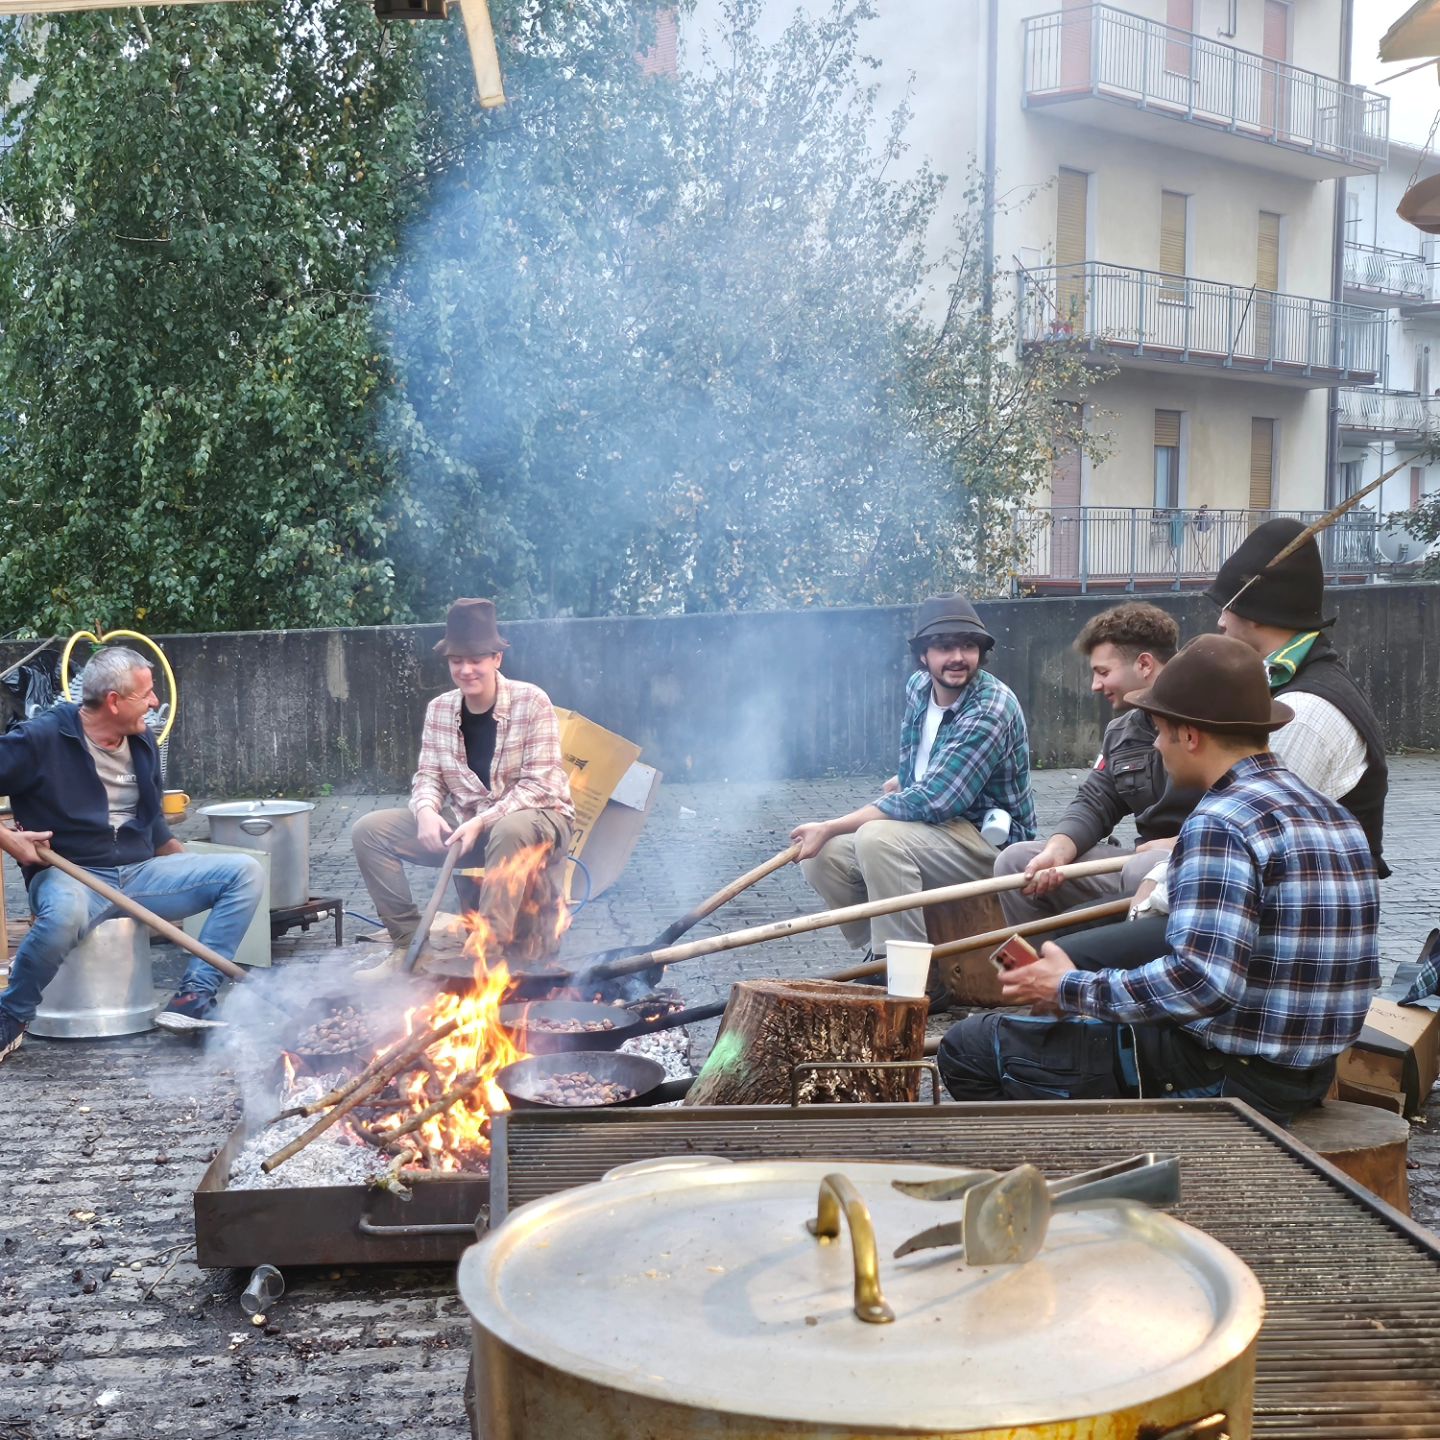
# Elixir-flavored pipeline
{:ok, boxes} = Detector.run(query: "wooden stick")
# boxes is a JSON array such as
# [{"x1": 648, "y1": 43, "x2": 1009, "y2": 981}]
[
  {"x1": 404, "y1": 845, "x2": 461, "y2": 974},
  {"x1": 381, "y1": 1070, "x2": 483, "y2": 1141},
  {"x1": 34, "y1": 842, "x2": 250, "y2": 983},
  {"x1": 655, "y1": 844, "x2": 801, "y2": 945},
  {"x1": 276, "y1": 1024, "x2": 430, "y2": 1120},
  {"x1": 0, "y1": 635, "x2": 59, "y2": 687},
  {"x1": 261, "y1": 1018, "x2": 459, "y2": 1173},
  {"x1": 819, "y1": 898, "x2": 1134, "y2": 982},
  {"x1": 586, "y1": 857, "x2": 1130, "y2": 981}
]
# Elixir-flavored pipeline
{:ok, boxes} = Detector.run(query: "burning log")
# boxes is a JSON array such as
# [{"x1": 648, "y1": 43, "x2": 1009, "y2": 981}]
[
  {"x1": 382, "y1": 1070, "x2": 485, "y2": 1141},
  {"x1": 684, "y1": 979, "x2": 927, "y2": 1107},
  {"x1": 261, "y1": 1018, "x2": 461, "y2": 1174}
]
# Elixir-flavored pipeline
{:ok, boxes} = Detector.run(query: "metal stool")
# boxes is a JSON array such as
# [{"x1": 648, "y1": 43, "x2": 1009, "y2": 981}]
[{"x1": 30, "y1": 919, "x2": 156, "y2": 1038}]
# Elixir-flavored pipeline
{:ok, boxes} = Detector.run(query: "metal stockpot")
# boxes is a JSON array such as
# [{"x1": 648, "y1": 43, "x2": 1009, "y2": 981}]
[
  {"x1": 459, "y1": 1157, "x2": 1263, "y2": 1440},
  {"x1": 200, "y1": 800, "x2": 314, "y2": 909},
  {"x1": 31, "y1": 919, "x2": 155, "y2": 1038}
]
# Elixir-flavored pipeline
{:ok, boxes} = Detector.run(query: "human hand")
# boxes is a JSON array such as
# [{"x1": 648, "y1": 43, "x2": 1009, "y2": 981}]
[
  {"x1": 416, "y1": 808, "x2": 453, "y2": 852},
  {"x1": 0, "y1": 826, "x2": 54, "y2": 867},
  {"x1": 444, "y1": 814, "x2": 487, "y2": 854},
  {"x1": 789, "y1": 821, "x2": 834, "y2": 861},
  {"x1": 1134, "y1": 836, "x2": 1177, "y2": 855},
  {"x1": 1021, "y1": 836, "x2": 1078, "y2": 896},
  {"x1": 999, "y1": 941, "x2": 1074, "y2": 1010},
  {"x1": 881, "y1": 776, "x2": 900, "y2": 795}
]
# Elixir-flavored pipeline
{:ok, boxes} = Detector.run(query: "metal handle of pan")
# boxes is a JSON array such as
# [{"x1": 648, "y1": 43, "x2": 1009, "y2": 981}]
[
  {"x1": 239, "y1": 818, "x2": 274, "y2": 836},
  {"x1": 789, "y1": 1060, "x2": 942, "y2": 1108},
  {"x1": 639, "y1": 1000, "x2": 729, "y2": 1034},
  {"x1": 1143, "y1": 1415, "x2": 1228, "y2": 1440},
  {"x1": 805, "y1": 1173, "x2": 895, "y2": 1325}
]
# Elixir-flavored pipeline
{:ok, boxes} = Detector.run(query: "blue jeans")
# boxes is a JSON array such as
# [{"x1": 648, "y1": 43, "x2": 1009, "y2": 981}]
[{"x1": 0, "y1": 852, "x2": 265, "y2": 1024}]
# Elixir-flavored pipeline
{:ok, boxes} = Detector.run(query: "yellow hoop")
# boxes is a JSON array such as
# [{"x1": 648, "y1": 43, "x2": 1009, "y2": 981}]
[{"x1": 60, "y1": 628, "x2": 179, "y2": 746}]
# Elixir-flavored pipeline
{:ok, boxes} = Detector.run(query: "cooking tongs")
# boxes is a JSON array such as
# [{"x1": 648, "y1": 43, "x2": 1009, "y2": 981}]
[{"x1": 891, "y1": 1152, "x2": 1181, "y2": 1265}]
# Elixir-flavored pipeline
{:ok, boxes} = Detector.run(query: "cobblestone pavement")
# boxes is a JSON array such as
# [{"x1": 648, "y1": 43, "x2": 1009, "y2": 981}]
[{"x1": 2, "y1": 758, "x2": 1439, "y2": 1437}]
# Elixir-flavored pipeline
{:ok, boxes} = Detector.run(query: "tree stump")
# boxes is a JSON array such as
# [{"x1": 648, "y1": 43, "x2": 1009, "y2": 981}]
[
  {"x1": 926, "y1": 894, "x2": 1006, "y2": 1006},
  {"x1": 685, "y1": 978, "x2": 928, "y2": 1107},
  {"x1": 1289, "y1": 1099, "x2": 1412, "y2": 1215}
]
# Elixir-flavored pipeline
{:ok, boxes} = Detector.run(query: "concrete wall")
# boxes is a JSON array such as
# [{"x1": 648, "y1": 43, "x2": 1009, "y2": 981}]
[{"x1": 6, "y1": 585, "x2": 1434, "y2": 796}]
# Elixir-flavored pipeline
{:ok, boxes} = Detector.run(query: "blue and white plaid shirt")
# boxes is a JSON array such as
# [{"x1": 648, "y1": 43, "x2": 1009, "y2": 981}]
[
  {"x1": 1058, "y1": 754, "x2": 1379, "y2": 1069},
  {"x1": 873, "y1": 668, "x2": 1036, "y2": 844}
]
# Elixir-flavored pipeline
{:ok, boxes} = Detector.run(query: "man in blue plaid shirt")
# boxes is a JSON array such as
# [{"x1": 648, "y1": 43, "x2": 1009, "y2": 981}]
[
  {"x1": 791, "y1": 593, "x2": 1036, "y2": 970},
  {"x1": 937, "y1": 634, "x2": 1379, "y2": 1124}
]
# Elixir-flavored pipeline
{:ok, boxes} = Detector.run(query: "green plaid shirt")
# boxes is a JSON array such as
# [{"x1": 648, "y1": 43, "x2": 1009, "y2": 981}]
[{"x1": 874, "y1": 669, "x2": 1036, "y2": 843}]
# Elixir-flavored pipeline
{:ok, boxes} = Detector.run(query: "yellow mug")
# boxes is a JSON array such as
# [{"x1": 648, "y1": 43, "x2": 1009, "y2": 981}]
[{"x1": 163, "y1": 790, "x2": 190, "y2": 817}]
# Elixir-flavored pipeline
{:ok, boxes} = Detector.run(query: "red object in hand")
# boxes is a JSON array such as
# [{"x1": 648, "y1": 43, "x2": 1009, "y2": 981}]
[{"x1": 990, "y1": 935, "x2": 1041, "y2": 974}]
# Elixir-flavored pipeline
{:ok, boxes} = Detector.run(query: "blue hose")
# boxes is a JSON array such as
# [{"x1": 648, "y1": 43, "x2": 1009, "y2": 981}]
[{"x1": 566, "y1": 855, "x2": 593, "y2": 915}]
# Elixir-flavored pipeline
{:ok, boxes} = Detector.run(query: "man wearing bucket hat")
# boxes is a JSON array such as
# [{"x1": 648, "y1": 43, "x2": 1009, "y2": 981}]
[
  {"x1": 790, "y1": 593, "x2": 1036, "y2": 967},
  {"x1": 935, "y1": 634, "x2": 1380, "y2": 1123},
  {"x1": 350, "y1": 599, "x2": 574, "y2": 972}
]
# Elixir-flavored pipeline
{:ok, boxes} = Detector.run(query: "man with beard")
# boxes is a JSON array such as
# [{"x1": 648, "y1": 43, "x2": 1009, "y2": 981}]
[
  {"x1": 790, "y1": 593, "x2": 1036, "y2": 966},
  {"x1": 994, "y1": 602, "x2": 1199, "y2": 926}
]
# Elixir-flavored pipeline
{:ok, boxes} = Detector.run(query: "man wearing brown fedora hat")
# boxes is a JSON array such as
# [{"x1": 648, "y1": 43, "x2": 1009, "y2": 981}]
[
  {"x1": 350, "y1": 599, "x2": 574, "y2": 970},
  {"x1": 789, "y1": 593, "x2": 1036, "y2": 967},
  {"x1": 935, "y1": 634, "x2": 1380, "y2": 1124}
]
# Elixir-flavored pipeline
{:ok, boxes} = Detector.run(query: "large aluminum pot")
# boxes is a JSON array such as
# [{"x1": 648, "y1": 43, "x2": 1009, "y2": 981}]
[
  {"x1": 200, "y1": 800, "x2": 314, "y2": 910},
  {"x1": 459, "y1": 1157, "x2": 1262, "y2": 1440},
  {"x1": 31, "y1": 919, "x2": 154, "y2": 1038}
]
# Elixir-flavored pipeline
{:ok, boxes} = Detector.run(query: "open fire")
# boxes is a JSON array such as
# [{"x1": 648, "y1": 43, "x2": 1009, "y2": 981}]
[{"x1": 268, "y1": 843, "x2": 571, "y2": 1178}]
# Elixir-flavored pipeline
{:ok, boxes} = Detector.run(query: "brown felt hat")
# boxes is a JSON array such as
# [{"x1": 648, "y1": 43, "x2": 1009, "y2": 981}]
[
  {"x1": 1124, "y1": 634, "x2": 1293, "y2": 734},
  {"x1": 433, "y1": 598, "x2": 509, "y2": 656}
]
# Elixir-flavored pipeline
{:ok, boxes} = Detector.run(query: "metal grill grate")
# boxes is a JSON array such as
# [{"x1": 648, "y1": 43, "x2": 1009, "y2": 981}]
[{"x1": 490, "y1": 1099, "x2": 1440, "y2": 1438}]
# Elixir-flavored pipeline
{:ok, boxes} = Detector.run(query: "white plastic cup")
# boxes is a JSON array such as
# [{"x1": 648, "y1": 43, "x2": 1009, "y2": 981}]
[{"x1": 885, "y1": 940, "x2": 934, "y2": 999}]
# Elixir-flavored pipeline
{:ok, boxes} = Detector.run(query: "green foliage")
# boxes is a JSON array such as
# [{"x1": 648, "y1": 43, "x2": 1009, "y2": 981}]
[
  {"x1": 0, "y1": 1, "x2": 425, "y2": 633},
  {"x1": 383, "y1": 0, "x2": 1108, "y2": 616}
]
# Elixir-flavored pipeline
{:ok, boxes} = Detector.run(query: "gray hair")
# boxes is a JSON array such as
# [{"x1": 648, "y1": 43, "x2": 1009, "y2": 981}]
[{"x1": 80, "y1": 647, "x2": 153, "y2": 708}]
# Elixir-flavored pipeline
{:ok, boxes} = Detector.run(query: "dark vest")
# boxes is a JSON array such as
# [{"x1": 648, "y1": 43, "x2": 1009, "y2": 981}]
[{"x1": 1277, "y1": 636, "x2": 1389, "y2": 878}]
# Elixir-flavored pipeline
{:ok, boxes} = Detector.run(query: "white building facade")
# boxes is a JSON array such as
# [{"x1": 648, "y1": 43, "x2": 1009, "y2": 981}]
[{"x1": 685, "y1": 0, "x2": 1393, "y2": 590}]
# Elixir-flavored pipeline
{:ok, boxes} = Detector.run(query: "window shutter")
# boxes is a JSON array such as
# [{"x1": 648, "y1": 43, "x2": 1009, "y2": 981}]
[
  {"x1": 1154, "y1": 410, "x2": 1182, "y2": 449},
  {"x1": 1257, "y1": 212, "x2": 1281, "y2": 290},
  {"x1": 1165, "y1": 0, "x2": 1193, "y2": 73},
  {"x1": 1057, "y1": 169, "x2": 1088, "y2": 267},
  {"x1": 1249, "y1": 419, "x2": 1275, "y2": 511}
]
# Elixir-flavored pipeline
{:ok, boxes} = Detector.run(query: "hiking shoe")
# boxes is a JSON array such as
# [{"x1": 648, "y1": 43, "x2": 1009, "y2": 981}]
[
  {"x1": 154, "y1": 992, "x2": 225, "y2": 1032},
  {"x1": 354, "y1": 943, "x2": 410, "y2": 982},
  {"x1": 0, "y1": 1011, "x2": 25, "y2": 1064}
]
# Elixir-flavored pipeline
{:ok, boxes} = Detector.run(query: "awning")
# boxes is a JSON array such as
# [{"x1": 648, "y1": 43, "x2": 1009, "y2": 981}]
[{"x1": 1381, "y1": 0, "x2": 1440, "y2": 62}]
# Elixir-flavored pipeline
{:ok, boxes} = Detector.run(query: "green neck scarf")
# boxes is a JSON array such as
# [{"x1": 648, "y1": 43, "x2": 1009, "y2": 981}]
[{"x1": 1264, "y1": 631, "x2": 1319, "y2": 690}]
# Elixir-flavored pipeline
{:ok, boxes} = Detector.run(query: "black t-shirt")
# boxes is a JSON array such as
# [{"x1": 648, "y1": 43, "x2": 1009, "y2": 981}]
[{"x1": 459, "y1": 703, "x2": 498, "y2": 789}]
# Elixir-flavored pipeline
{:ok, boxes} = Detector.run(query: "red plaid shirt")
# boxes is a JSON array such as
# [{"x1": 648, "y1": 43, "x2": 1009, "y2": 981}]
[{"x1": 409, "y1": 676, "x2": 574, "y2": 826}]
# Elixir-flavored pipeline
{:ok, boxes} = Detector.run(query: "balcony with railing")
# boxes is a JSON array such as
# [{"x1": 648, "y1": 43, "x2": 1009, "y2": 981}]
[
  {"x1": 1342, "y1": 241, "x2": 1427, "y2": 306},
  {"x1": 1011, "y1": 506, "x2": 1414, "y2": 595},
  {"x1": 1338, "y1": 388, "x2": 1439, "y2": 441},
  {"x1": 1023, "y1": 5, "x2": 1389, "y2": 178},
  {"x1": 1018, "y1": 262, "x2": 1385, "y2": 386}
]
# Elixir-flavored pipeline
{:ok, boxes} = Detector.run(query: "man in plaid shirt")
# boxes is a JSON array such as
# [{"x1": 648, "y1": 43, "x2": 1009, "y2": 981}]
[
  {"x1": 937, "y1": 635, "x2": 1379, "y2": 1123},
  {"x1": 791, "y1": 593, "x2": 1035, "y2": 968},
  {"x1": 351, "y1": 599, "x2": 573, "y2": 969}
]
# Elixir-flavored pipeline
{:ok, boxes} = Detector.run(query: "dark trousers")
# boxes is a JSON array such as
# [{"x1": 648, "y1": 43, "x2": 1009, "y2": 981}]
[{"x1": 936, "y1": 1009, "x2": 1334, "y2": 1126}]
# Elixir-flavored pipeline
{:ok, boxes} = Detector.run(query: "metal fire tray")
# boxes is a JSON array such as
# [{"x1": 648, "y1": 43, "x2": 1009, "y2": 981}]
[
  {"x1": 194, "y1": 1112, "x2": 488, "y2": 1269},
  {"x1": 487, "y1": 1098, "x2": 1440, "y2": 1439}
]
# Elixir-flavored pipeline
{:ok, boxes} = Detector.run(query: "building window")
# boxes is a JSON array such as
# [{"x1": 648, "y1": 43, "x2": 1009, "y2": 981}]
[
  {"x1": 1159, "y1": 190, "x2": 1188, "y2": 301},
  {"x1": 1249, "y1": 418, "x2": 1275, "y2": 512},
  {"x1": 1154, "y1": 410, "x2": 1182, "y2": 509},
  {"x1": 1412, "y1": 467, "x2": 1424, "y2": 509},
  {"x1": 1328, "y1": 459, "x2": 1363, "y2": 509}
]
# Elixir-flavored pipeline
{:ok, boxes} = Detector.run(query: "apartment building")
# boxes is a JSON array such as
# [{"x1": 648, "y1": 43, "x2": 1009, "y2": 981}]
[
  {"x1": 1340, "y1": 136, "x2": 1440, "y2": 560},
  {"x1": 685, "y1": 0, "x2": 1389, "y2": 588}
]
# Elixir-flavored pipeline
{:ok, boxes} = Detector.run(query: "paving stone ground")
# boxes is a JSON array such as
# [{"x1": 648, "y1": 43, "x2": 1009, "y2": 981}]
[{"x1": 2, "y1": 757, "x2": 1439, "y2": 1437}]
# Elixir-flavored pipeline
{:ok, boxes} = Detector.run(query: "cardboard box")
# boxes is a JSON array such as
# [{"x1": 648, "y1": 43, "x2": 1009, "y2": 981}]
[{"x1": 1336, "y1": 930, "x2": 1440, "y2": 1117}]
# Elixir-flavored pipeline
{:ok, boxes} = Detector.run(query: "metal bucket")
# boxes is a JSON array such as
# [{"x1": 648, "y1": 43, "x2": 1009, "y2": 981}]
[
  {"x1": 200, "y1": 800, "x2": 315, "y2": 910},
  {"x1": 30, "y1": 919, "x2": 156, "y2": 1038}
]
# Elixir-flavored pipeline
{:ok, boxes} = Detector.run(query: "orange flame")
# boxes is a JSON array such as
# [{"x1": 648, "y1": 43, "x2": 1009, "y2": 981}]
[{"x1": 368, "y1": 840, "x2": 568, "y2": 1170}]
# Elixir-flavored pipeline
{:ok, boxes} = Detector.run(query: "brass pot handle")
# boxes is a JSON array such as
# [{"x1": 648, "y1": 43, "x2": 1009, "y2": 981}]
[{"x1": 805, "y1": 1172, "x2": 896, "y2": 1325}]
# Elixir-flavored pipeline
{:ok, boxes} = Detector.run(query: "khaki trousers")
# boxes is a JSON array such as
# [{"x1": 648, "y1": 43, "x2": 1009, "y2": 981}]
[
  {"x1": 351, "y1": 806, "x2": 572, "y2": 946},
  {"x1": 800, "y1": 817, "x2": 998, "y2": 955},
  {"x1": 993, "y1": 841, "x2": 1158, "y2": 927}
]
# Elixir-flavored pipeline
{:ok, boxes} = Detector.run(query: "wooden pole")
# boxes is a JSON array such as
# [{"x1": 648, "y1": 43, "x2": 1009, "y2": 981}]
[{"x1": 587, "y1": 856, "x2": 1130, "y2": 981}]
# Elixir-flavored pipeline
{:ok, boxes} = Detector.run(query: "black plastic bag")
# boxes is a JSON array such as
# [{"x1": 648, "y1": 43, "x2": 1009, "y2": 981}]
[{"x1": 1, "y1": 649, "x2": 63, "y2": 732}]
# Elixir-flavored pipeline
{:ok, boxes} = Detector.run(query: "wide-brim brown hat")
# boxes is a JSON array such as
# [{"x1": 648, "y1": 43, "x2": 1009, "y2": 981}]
[
  {"x1": 909, "y1": 592, "x2": 995, "y2": 652},
  {"x1": 433, "y1": 597, "x2": 509, "y2": 656},
  {"x1": 1124, "y1": 633, "x2": 1293, "y2": 733}
]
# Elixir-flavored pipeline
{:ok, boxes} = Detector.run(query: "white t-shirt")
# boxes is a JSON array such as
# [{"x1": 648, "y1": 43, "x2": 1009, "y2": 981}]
[
  {"x1": 83, "y1": 733, "x2": 139, "y2": 829},
  {"x1": 914, "y1": 697, "x2": 949, "y2": 780}
]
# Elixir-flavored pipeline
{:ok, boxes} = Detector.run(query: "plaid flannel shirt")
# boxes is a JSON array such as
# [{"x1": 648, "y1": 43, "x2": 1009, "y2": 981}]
[
  {"x1": 1058, "y1": 754, "x2": 1379, "y2": 1069},
  {"x1": 409, "y1": 676, "x2": 574, "y2": 827},
  {"x1": 873, "y1": 669, "x2": 1037, "y2": 844}
]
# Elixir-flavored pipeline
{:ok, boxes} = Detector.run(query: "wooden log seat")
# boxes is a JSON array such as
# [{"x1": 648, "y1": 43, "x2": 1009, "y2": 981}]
[{"x1": 1289, "y1": 1099, "x2": 1412, "y2": 1216}]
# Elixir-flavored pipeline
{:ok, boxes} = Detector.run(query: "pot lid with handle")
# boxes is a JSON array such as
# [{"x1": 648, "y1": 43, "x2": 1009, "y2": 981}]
[
  {"x1": 199, "y1": 800, "x2": 316, "y2": 819},
  {"x1": 458, "y1": 1158, "x2": 1263, "y2": 1433}
]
